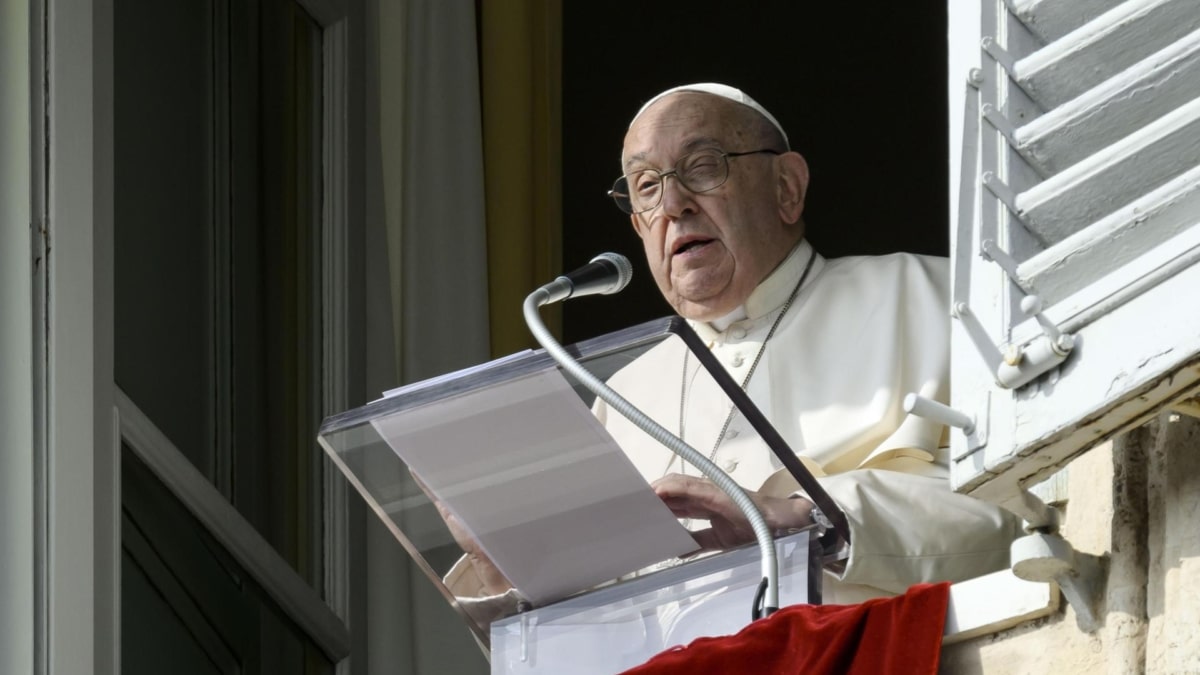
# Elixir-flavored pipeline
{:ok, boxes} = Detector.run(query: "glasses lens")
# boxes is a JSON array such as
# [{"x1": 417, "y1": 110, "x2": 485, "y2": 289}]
[
  {"x1": 628, "y1": 169, "x2": 664, "y2": 214},
  {"x1": 609, "y1": 176, "x2": 634, "y2": 214},
  {"x1": 677, "y1": 150, "x2": 728, "y2": 194},
  {"x1": 611, "y1": 170, "x2": 663, "y2": 214}
]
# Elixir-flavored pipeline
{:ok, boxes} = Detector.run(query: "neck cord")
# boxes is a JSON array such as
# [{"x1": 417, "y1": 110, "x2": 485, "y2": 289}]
[{"x1": 671, "y1": 251, "x2": 818, "y2": 477}]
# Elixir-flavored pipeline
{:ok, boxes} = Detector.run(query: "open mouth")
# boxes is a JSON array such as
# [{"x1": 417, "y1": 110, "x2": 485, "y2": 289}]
[{"x1": 673, "y1": 238, "x2": 714, "y2": 256}]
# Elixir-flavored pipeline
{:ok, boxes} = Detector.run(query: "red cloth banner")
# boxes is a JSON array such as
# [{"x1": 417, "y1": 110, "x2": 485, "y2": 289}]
[{"x1": 621, "y1": 582, "x2": 951, "y2": 675}]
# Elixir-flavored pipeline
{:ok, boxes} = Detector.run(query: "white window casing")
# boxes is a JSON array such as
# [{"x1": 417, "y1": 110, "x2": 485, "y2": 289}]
[{"x1": 947, "y1": 0, "x2": 1200, "y2": 512}]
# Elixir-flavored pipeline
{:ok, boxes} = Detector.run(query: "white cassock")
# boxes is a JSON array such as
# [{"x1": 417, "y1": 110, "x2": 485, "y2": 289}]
[{"x1": 594, "y1": 239, "x2": 1023, "y2": 604}]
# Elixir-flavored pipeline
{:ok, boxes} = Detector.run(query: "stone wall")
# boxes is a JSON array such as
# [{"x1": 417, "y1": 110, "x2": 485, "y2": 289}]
[{"x1": 941, "y1": 412, "x2": 1200, "y2": 674}]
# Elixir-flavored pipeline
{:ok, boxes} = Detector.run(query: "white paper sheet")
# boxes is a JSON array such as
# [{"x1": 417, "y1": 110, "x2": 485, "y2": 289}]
[{"x1": 371, "y1": 367, "x2": 699, "y2": 605}]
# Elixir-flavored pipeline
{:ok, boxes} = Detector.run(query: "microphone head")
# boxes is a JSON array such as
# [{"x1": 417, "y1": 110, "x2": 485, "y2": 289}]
[{"x1": 590, "y1": 252, "x2": 634, "y2": 295}]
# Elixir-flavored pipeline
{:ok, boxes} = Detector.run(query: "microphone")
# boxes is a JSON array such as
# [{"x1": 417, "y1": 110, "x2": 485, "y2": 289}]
[{"x1": 538, "y1": 252, "x2": 633, "y2": 304}]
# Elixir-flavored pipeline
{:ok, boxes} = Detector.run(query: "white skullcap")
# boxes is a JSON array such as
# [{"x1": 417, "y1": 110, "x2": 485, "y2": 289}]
[{"x1": 629, "y1": 82, "x2": 790, "y2": 150}]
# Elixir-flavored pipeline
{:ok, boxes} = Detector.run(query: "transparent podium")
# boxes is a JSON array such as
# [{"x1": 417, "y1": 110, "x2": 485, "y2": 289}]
[
  {"x1": 489, "y1": 529, "x2": 819, "y2": 674},
  {"x1": 317, "y1": 318, "x2": 824, "y2": 672}
]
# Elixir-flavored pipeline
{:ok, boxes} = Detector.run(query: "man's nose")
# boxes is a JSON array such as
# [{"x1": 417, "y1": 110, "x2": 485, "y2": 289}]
[{"x1": 659, "y1": 173, "x2": 697, "y2": 218}]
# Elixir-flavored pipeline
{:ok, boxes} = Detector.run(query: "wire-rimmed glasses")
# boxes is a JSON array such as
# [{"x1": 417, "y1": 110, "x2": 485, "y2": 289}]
[{"x1": 608, "y1": 148, "x2": 781, "y2": 215}]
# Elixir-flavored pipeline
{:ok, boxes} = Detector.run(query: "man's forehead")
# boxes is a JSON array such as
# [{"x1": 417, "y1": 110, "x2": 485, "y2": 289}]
[
  {"x1": 621, "y1": 95, "x2": 738, "y2": 166},
  {"x1": 622, "y1": 135, "x2": 725, "y2": 169}
]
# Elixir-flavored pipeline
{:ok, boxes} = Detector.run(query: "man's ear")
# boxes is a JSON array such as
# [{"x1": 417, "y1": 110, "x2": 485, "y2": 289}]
[{"x1": 777, "y1": 152, "x2": 809, "y2": 225}]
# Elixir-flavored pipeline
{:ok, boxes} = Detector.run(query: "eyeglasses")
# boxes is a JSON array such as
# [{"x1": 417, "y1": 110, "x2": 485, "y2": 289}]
[{"x1": 608, "y1": 148, "x2": 781, "y2": 215}]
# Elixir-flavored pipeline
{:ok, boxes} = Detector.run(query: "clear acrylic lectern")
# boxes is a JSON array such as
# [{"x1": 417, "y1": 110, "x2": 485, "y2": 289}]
[{"x1": 316, "y1": 318, "x2": 823, "y2": 670}]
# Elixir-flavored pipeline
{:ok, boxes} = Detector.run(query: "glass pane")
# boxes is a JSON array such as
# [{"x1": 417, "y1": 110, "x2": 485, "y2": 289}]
[{"x1": 122, "y1": 444, "x2": 335, "y2": 675}]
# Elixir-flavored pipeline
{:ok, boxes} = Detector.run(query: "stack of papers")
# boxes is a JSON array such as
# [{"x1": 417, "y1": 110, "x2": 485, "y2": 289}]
[{"x1": 371, "y1": 367, "x2": 699, "y2": 605}]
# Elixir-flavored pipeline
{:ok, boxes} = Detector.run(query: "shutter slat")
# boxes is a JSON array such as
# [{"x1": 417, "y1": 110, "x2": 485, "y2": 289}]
[
  {"x1": 1018, "y1": 165, "x2": 1200, "y2": 307},
  {"x1": 1016, "y1": 97, "x2": 1200, "y2": 244},
  {"x1": 1013, "y1": 0, "x2": 1200, "y2": 108},
  {"x1": 1015, "y1": 28, "x2": 1200, "y2": 175},
  {"x1": 1006, "y1": 0, "x2": 1126, "y2": 43}
]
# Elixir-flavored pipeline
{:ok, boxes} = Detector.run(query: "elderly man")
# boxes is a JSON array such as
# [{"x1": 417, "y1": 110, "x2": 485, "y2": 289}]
[
  {"x1": 448, "y1": 83, "x2": 1021, "y2": 608},
  {"x1": 591, "y1": 83, "x2": 1021, "y2": 603}
]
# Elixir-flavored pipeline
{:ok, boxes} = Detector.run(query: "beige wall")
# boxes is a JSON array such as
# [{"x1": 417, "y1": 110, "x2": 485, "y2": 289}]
[{"x1": 942, "y1": 411, "x2": 1200, "y2": 674}]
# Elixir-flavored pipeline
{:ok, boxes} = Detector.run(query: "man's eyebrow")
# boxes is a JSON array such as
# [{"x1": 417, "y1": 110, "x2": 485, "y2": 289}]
[
  {"x1": 623, "y1": 136, "x2": 723, "y2": 171},
  {"x1": 623, "y1": 152, "x2": 650, "y2": 171}
]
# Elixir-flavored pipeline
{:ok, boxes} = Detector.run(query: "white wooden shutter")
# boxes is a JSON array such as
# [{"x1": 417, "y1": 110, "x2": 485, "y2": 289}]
[{"x1": 947, "y1": 0, "x2": 1200, "y2": 508}]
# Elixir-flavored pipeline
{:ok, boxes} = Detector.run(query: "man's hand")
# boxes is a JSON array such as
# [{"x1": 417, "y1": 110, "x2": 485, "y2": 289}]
[
  {"x1": 411, "y1": 471, "x2": 513, "y2": 596},
  {"x1": 651, "y1": 473, "x2": 816, "y2": 551},
  {"x1": 431, "y1": 498, "x2": 514, "y2": 595}
]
